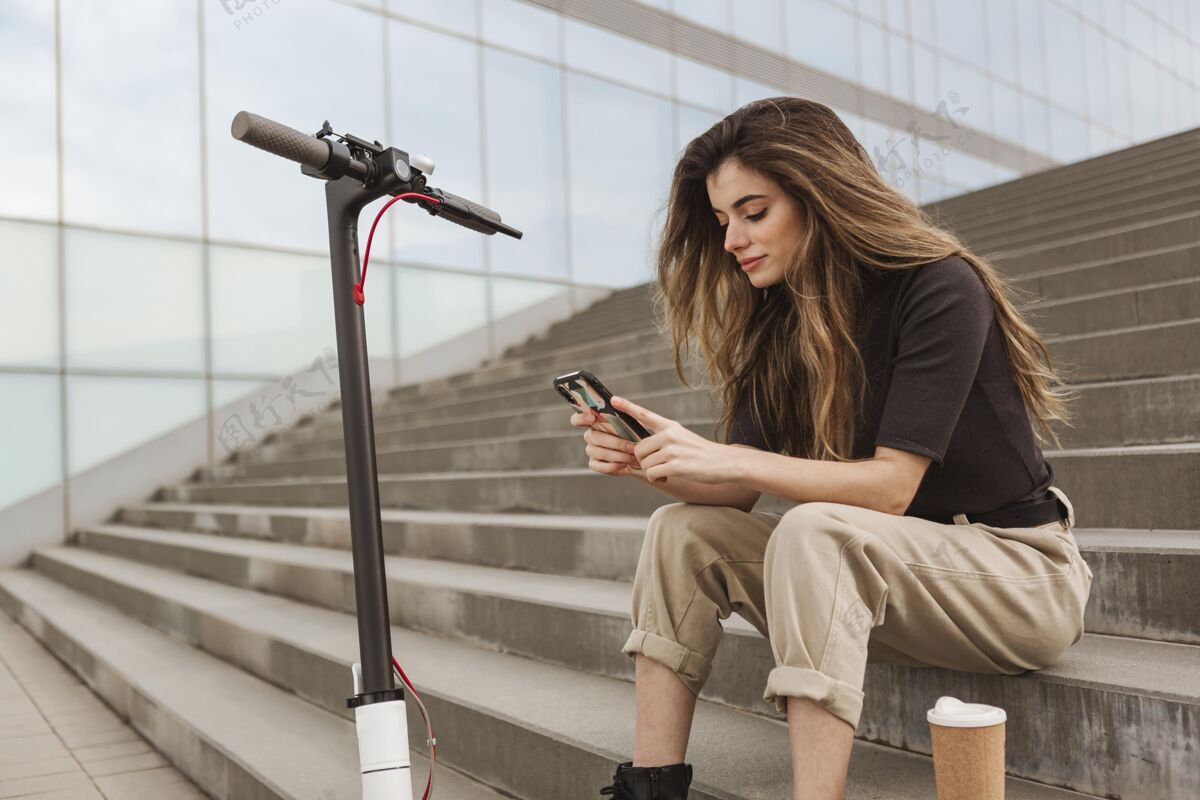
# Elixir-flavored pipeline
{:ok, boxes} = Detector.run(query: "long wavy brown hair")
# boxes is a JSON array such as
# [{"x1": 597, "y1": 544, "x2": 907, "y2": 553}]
[{"x1": 652, "y1": 97, "x2": 1074, "y2": 461}]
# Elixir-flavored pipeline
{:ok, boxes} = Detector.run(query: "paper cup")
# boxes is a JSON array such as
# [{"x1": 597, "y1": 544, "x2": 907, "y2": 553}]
[{"x1": 927, "y1": 696, "x2": 1007, "y2": 800}]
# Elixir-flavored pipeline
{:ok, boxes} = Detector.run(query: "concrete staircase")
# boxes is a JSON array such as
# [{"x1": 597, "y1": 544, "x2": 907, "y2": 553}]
[{"x1": 3, "y1": 127, "x2": 1199, "y2": 799}]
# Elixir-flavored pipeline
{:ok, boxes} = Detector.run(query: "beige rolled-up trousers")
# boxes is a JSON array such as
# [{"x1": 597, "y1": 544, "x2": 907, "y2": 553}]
[{"x1": 621, "y1": 486, "x2": 1093, "y2": 730}]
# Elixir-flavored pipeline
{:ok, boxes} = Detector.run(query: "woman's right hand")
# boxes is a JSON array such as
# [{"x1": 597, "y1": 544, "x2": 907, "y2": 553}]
[{"x1": 570, "y1": 408, "x2": 641, "y2": 476}]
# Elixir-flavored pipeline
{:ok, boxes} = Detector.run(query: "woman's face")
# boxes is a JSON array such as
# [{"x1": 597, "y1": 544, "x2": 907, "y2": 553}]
[{"x1": 706, "y1": 158, "x2": 803, "y2": 289}]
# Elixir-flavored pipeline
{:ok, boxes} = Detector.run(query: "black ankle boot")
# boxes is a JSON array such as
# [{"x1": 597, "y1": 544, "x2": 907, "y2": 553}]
[{"x1": 599, "y1": 760, "x2": 693, "y2": 799}]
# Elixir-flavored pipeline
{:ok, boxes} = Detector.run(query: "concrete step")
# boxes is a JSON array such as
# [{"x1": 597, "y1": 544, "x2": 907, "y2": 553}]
[
  {"x1": 373, "y1": 340, "x2": 684, "y2": 407},
  {"x1": 222, "y1": 373, "x2": 1200, "y2": 477},
  {"x1": 963, "y1": 179, "x2": 1200, "y2": 256},
  {"x1": 991, "y1": 209, "x2": 1200, "y2": 275},
  {"x1": 936, "y1": 152, "x2": 1200, "y2": 240},
  {"x1": 501, "y1": 315, "x2": 654, "y2": 359},
  {"x1": 165, "y1": 443, "x2": 1200, "y2": 530},
  {"x1": 305, "y1": 318, "x2": 1200, "y2": 443},
  {"x1": 0, "y1": 570, "x2": 504, "y2": 800},
  {"x1": 1011, "y1": 243, "x2": 1200, "y2": 302},
  {"x1": 6, "y1": 547, "x2": 1128, "y2": 798},
  {"x1": 1053, "y1": 374, "x2": 1200, "y2": 448},
  {"x1": 115, "y1": 502, "x2": 648, "y2": 582},
  {"x1": 928, "y1": 128, "x2": 1200, "y2": 218},
  {"x1": 1049, "y1": 318, "x2": 1200, "y2": 382},
  {"x1": 339, "y1": 242, "x2": 1200, "y2": 418},
  {"x1": 83, "y1": 517, "x2": 1200, "y2": 647},
  {"x1": 1045, "y1": 442, "x2": 1200, "y2": 529},
  {"x1": 500, "y1": 273, "x2": 1200, "y2": 359},
  {"x1": 374, "y1": 362, "x2": 702, "y2": 422},
  {"x1": 497, "y1": 244, "x2": 1200, "y2": 365}
]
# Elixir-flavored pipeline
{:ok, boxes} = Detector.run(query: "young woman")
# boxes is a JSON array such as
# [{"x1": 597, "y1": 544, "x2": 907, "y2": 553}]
[{"x1": 574, "y1": 98, "x2": 1094, "y2": 799}]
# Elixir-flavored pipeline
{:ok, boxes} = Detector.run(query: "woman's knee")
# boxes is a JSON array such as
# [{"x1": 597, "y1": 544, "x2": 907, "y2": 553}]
[
  {"x1": 644, "y1": 502, "x2": 743, "y2": 565},
  {"x1": 766, "y1": 503, "x2": 861, "y2": 562}
]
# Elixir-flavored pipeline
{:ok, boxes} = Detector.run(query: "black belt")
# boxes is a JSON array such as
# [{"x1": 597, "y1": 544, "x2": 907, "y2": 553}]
[{"x1": 934, "y1": 491, "x2": 1068, "y2": 528}]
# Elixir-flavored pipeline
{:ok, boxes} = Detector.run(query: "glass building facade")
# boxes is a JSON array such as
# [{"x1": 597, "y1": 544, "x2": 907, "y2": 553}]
[{"x1": 1, "y1": 0, "x2": 1197, "y2": 519}]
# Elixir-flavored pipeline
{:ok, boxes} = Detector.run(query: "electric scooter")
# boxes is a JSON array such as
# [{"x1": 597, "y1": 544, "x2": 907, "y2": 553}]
[{"x1": 231, "y1": 110, "x2": 523, "y2": 799}]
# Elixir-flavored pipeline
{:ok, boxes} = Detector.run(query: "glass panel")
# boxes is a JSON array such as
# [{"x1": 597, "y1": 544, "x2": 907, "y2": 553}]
[
  {"x1": 937, "y1": 60, "x2": 991, "y2": 132},
  {"x1": 1099, "y1": 0, "x2": 1122, "y2": 32},
  {"x1": 862, "y1": 119, "x2": 902, "y2": 188},
  {"x1": 388, "y1": 19, "x2": 483, "y2": 270},
  {"x1": 363, "y1": 262, "x2": 396, "y2": 358},
  {"x1": 1044, "y1": 3, "x2": 1087, "y2": 116},
  {"x1": 992, "y1": 164, "x2": 1020, "y2": 183},
  {"x1": 731, "y1": 0, "x2": 784, "y2": 53},
  {"x1": 67, "y1": 376, "x2": 205, "y2": 474},
  {"x1": 990, "y1": 80, "x2": 1023, "y2": 146},
  {"x1": 918, "y1": 175, "x2": 954, "y2": 203},
  {"x1": 483, "y1": 49, "x2": 568, "y2": 280},
  {"x1": 883, "y1": 0, "x2": 908, "y2": 33},
  {"x1": 1014, "y1": 0, "x2": 1046, "y2": 96},
  {"x1": 0, "y1": 0, "x2": 56, "y2": 221},
  {"x1": 1105, "y1": 38, "x2": 1132, "y2": 138},
  {"x1": 943, "y1": 151, "x2": 996, "y2": 190},
  {"x1": 671, "y1": 0, "x2": 729, "y2": 33},
  {"x1": 1127, "y1": 50, "x2": 1161, "y2": 140},
  {"x1": 0, "y1": 373, "x2": 60, "y2": 508},
  {"x1": 213, "y1": 369, "x2": 338, "y2": 458},
  {"x1": 205, "y1": 0, "x2": 387, "y2": 253},
  {"x1": 563, "y1": 19, "x2": 672, "y2": 95},
  {"x1": 908, "y1": 0, "x2": 936, "y2": 47},
  {"x1": 491, "y1": 275, "x2": 568, "y2": 319},
  {"x1": 912, "y1": 43, "x2": 940, "y2": 111},
  {"x1": 1125, "y1": 3, "x2": 1155, "y2": 54},
  {"x1": 481, "y1": 0, "x2": 559, "y2": 61},
  {"x1": 786, "y1": 1, "x2": 857, "y2": 82},
  {"x1": 860, "y1": 19, "x2": 888, "y2": 95},
  {"x1": 734, "y1": 76, "x2": 783, "y2": 107},
  {"x1": 933, "y1": 0, "x2": 988, "y2": 71},
  {"x1": 1083, "y1": 24, "x2": 1110, "y2": 123},
  {"x1": 0, "y1": 220, "x2": 58, "y2": 368},
  {"x1": 209, "y1": 244, "x2": 335, "y2": 378},
  {"x1": 837, "y1": 109, "x2": 869, "y2": 145},
  {"x1": 212, "y1": 378, "x2": 272, "y2": 409},
  {"x1": 60, "y1": 0, "x2": 201, "y2": 236},
  {"x1": 985, "y1": 0, "x2": 1019, "y2": 85},
  {"x1": 1176, "y1": 75, "x2": 1197, "y2": 131},
  {"x1": 675, "y1": 55, "x2": 733, "y2": 112},
  {"x1": 65, "y1": 229, "x2": 204, "y2": 372},
  {"x1": 1056, "y1": 107, "x2": 1094, "y2": 163},
  {"x1": 396, "y1": 267, "x2": 487, "y2": 357},
  {"x1": 387, "y1": 0, "x2": 476, "y2": 36},
  {"x1": 859, "y1": 0, "x2": 885, "y2": 23},
  {"x1": 1160, "y1": 74, "x2": 1179, "y2": 133},
  {"x1": 1020, "y1": 93, "x2": 1052, "y2": 154},
  {"x1": 1087, "y1": 123, "x2": 1120, "y2": 158},
  {"x1": 676, "y1": 104, "x2": 723, "y2": 155},
  {"x1": 888, "y1": 32, "x2": 911, "y2": 101},
  {"x1": 566, "y1": 74, "x2": 673, "y2": 288}
]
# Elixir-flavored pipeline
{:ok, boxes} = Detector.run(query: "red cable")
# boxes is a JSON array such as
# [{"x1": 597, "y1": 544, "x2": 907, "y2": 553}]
[
  {"x1": 354, "y1": 192, "x2": 441, "y2": 306},
  {"x1": 393, "y1": 656, "x2": 435, "y2": 799}
]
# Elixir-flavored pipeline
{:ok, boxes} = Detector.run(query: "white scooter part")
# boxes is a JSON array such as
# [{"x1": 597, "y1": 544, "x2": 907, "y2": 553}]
[{"x1": 352, "y1": 662, "x2": 413, "y2": 800}]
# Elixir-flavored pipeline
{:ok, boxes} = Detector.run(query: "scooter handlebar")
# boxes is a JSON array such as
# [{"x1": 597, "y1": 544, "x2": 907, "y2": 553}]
[{"x1": 231, "y1": 110, "x2": 331, "y2": 171}]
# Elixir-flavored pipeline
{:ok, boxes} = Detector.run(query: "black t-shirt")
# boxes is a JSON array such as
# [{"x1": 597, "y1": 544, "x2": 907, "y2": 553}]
[{"x1": 726, "y1": 255, "x2": 1053, "y2": 521}]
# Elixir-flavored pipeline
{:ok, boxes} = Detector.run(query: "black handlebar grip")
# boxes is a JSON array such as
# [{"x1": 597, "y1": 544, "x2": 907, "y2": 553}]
[
  {"x1": 231, "y1": 111, "x2": 330, "y2": 171},
  {"x1": 441, "y1": 190, "x2": 502, "y2": 225}
]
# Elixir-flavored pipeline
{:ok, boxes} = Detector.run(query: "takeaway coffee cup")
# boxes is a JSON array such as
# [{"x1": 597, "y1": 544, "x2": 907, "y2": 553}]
[{"x1": 926, "y1": 696, "x2": 1007, "y2": 799}]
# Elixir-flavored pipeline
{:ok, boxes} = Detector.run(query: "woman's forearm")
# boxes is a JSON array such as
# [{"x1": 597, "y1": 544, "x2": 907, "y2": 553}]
[{"x1": 626, "y1": 465, "x2": 756, "y2": 509}]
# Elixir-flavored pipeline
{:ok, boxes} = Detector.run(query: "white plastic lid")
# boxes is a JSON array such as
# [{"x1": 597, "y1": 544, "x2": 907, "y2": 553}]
[{"x1": 926, "y1": 696, "x2": 1007, "y2": 728}]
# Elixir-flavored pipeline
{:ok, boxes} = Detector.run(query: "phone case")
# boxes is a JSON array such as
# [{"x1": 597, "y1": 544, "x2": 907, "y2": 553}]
[{"x1": 552, "y1": 369, "x2": 651, "y2": 443}]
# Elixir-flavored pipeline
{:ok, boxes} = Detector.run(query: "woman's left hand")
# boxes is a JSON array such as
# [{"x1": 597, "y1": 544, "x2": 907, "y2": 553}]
[{"x1": 612, "y1": 395, "x2": 739, "y2": 485}]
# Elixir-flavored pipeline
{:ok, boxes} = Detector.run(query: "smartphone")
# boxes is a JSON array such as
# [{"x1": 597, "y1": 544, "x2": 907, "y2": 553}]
[{"x1": 552, "y1": 369, "x2": 651, "y2": 443}]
